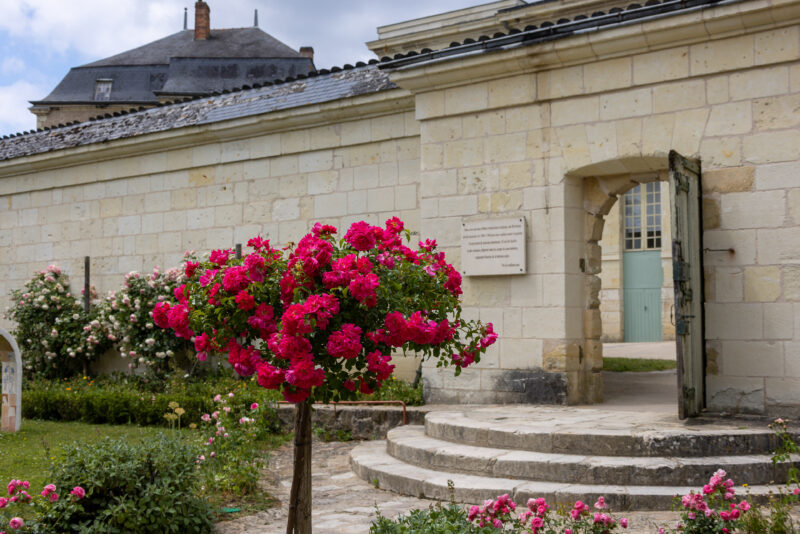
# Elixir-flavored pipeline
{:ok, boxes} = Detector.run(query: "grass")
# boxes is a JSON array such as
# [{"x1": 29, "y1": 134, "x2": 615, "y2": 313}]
[
  {"x1": 0, "y1": 419, "x2": 289, "y2": 522},
  {"x1": 0, "y1": 419, "x2": 199, "y2": 492},
  {"x1": 603, "y1": 357, "x2": 677, "y2": 372}
]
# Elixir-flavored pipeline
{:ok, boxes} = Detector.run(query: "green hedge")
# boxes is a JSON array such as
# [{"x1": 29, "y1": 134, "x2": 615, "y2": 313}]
[
  {"x1": 22, "y1": 371, "x2": 423, "y2": 427},
  {"x1": 23, "y1": 384, "x2": 278, "y2": 427}
]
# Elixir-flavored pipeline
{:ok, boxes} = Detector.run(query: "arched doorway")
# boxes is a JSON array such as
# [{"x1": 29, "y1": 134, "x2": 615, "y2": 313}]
[{"x1": 570, "y1": 153, "x2": 704, "y2": 418}]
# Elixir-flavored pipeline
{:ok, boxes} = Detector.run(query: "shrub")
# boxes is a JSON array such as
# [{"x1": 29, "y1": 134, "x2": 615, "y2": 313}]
[
  {"x1": 36, "y1": 434, "x2": 213, "y2": 533},
  {"x1": 101, "y1": 266, "x2": 194, "y2": 378},
  {"x1": 195, "y1": 393, "x2": 278, "y2": 495},
  {"x1": 22, "y1": 375, "x2": 283, "y2": 429},
  {"x1": 4, "y1": 265, "x2": 111, "y2": 379},
  {"x1": 371, "y1": 501, "x2": 497, "y2": 534},
  {"x1": 372, "y1": 490, "x2": 628, "y2": 533}
]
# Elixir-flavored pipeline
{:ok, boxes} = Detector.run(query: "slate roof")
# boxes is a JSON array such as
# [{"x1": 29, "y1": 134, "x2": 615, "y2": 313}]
[
  {"x1": 83, "y1": 28, "x2": 304, "y2": 66},
  {"x1": 31, "y1": 28, "x2": 313, "y2": 105},
  {"x1": 1, "y1": 64, "x2": 394, "y2": 162}
]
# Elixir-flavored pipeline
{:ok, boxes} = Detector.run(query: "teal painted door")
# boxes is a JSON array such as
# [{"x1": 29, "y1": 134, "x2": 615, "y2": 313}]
[{"x1": 623, "y1": 250, "x2": 663, "y2": 342}]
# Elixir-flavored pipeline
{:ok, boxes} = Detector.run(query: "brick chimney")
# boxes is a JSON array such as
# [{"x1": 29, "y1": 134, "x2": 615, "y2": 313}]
[
  {"x1": 195, "y1": 1, "x2": 210, "y2": 40},
  {"x1": 299, "y1": 47, "x2": 314, "y2": 61}
]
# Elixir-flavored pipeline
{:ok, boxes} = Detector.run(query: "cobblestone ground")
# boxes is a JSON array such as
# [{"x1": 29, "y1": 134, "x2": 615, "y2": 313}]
[
  {"x1": 214, "y1": 438, "x2": 696, "y2": 534},
  {"x1": 214, "y1": 438, "x2": 439, "y2": 534}
]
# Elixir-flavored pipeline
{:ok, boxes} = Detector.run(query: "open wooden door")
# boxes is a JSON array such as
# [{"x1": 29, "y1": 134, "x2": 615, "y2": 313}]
[{"x1": 669, "y1": 150, "x2": 705, "y2": 419}]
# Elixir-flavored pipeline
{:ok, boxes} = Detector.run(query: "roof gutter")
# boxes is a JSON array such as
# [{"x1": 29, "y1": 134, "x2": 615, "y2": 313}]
[{"x1": 378, "y1": 0, "x2": 736, "y2": 71}]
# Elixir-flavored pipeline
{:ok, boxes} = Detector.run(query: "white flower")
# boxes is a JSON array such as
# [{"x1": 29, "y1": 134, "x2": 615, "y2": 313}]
[{"x1": 145, "y1": 338, "x2": 155, "y2": 346}]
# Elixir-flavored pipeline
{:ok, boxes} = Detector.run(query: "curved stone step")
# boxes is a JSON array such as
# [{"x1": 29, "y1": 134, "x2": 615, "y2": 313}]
[
  {"x1": 425, "y1": 408, "x2": 788, "y2": 457},
  {"x1": 387, "y1": 425, "x2": 791, "y2": 486},
  {"x1": 350, "y1": 440, "x2": 787, "y2": 511}
]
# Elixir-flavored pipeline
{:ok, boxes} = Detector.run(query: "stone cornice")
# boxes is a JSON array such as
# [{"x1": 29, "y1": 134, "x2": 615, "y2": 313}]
[
  {"x1": 368, "y1": 0, "x2": 649, "y2": 57},
  {"x1": 388, "y1": 0, "x2": 800, "y2": 94},
  {"x1": 0, "y1": 89, "x2": 414, "y2": 190}
]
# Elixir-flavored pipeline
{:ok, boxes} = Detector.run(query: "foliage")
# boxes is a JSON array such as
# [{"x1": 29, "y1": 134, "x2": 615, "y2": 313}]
[
  {"x1": 664, "y1": 470, "x2": 752, "y2": 533},
  {"x1": 372, "y1": 492, "x2": 628, "y2": 533},
  {"x1": 1, "y1": 435, "x2": 213, "y2": 533},
  {"x1": 101, "y1": 265, "x2": 194, "y2": 379},
  {"x1": 195, "y1": 392, "x2": 279, "y2": 496},
  {"x1": 0, "y1": 420, "x2": 197, "y2": 499},
  {"x1": 4, "y1": 265, "x2": 111, "y2": 379},
  {"x1": 154, "y1": 219, "x2": 496, "y2": 404},
  {"x1": 361, "y1": 375, "x2": 424, "y2": 405},
  {"x1": 735, "y1": 418, "x2": 800, "y2": 533},
  {"x1": 602, "y1": 358, "x2": 676, "y2": 373},
  {"x1": 22, "y1": 374, "x2": 283, "y2": 429},
  {"x1": 371, "y1": 500, "x2": 498, "y2": 534}
]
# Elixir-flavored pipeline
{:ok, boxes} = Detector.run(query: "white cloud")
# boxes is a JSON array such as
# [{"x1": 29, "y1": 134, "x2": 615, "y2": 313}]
[
  {"x1": 0, "y1": 80, "x2": 43, "y2": 134},
  {"x1": 1, "y1": 56, "x2": 25, "y2": 74},
  {"x1": 0, "y1": 0, "x2": 186, "y2": 61}
]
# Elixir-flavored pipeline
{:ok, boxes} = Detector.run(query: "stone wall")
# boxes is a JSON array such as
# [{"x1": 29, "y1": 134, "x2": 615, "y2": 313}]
[
  {"x1": 2, "y1": 1, "x2": 800, "y2": 414},
  {"x1": 402, "y1": 18, "x2": 800, "y2": 410},
  {"x1": 0, "y1": 102, "x2": 424, "y2": 380}
]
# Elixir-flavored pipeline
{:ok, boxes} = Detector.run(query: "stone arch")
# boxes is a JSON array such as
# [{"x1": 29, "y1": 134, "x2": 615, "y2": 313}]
[
  {"x1": 564, "y1": 156, "x2": 671, "y2": 404},
  {"x1": 0, "y1": 328, "x2": 22, "y2": 432}
]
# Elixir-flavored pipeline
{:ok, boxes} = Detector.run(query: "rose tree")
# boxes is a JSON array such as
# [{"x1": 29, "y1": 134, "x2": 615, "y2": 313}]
[{"x1": 153, "y1": 218, "x2": 497, "y2": 533}]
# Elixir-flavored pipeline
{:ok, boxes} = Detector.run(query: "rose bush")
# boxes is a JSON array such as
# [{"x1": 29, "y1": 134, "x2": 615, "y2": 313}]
[
  {"x1": 468, "y1": 494, "x2": 627, "y2": 533},
  {"x1": 154, "y1": 218, "x2": 495, "y2": 405},
  {"x1": 4, "y1": 265, "x2": 110, "y2": 379},
  {"x1": 154, "y1": 218, "x2": 497, "y2": 533},
  {"x1": 0, "y1": 479, "x2": 86, "y2": 533},
  {"x1": 102, "y1": 264, "x2": 193, "y2": 378}
]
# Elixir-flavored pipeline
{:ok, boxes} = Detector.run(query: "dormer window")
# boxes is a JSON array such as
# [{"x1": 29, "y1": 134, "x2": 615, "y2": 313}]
[{"x1": 94, "y1": 79, "x2": 113, "y2": 101}]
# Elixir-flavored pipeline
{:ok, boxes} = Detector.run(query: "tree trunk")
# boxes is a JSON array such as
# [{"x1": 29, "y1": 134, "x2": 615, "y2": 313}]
[{"x1": 286, "y1": 400, "x2": 312, "y2": 534}]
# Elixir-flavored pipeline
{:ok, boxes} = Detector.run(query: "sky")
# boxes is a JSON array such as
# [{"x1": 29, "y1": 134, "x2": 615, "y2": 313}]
[{"x1": 0, "y1": 0, "x2": 485, "y2": 137}]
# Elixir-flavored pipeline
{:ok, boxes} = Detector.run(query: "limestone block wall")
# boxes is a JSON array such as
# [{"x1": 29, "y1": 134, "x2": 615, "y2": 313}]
[
  {"x1": 405, "y1": 18, "x2": 800, "y2": 411},
  {"x1": 0, "y1": 104, "x2": 424, "y2": 380},
  {"x1": 2, "y1": 2, "x2": 800, "y2": 413}
]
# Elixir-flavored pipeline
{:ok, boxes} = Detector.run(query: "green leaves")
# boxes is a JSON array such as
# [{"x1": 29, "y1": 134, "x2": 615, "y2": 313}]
[{"x1": 37, "y1": 434, "x2": 214, "y2": 533}]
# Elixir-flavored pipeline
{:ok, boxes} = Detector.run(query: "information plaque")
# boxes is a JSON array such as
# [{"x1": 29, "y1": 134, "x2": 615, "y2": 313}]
[{"x1": 461, "y1": 217, "x2": 526, "y2": 276}]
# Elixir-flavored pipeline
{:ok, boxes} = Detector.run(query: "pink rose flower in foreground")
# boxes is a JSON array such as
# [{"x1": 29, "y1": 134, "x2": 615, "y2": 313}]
[
  {"x1": 9, "y1": 517, "x2": 24, "y2": 529},
  {"x1": 70, "y1": 486, "x2": 85, "y2": 500}
]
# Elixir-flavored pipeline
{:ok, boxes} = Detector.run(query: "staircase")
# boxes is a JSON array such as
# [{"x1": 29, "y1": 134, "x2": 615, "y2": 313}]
[{"x1": 350, "y1": 406, "x2": 793, "y2": 510}]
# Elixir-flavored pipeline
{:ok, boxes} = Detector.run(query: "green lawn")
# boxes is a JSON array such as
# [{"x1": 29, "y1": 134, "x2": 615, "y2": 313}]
[
  {"x1": 603, "y1": 357, "x2": 677, "y2": 373},
  {"x1": 0, "y1": 419, "x2": 199, "y2": 492}
]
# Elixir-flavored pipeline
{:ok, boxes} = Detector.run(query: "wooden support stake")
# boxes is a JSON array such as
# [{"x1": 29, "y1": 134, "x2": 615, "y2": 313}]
[{"x1": 83, "y1": 256, "x2": 90, "y2": 313}]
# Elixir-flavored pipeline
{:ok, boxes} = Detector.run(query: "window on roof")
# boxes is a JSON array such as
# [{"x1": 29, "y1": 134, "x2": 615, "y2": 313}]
[
  {"x1": 623, "y1": 182, "x2": 662, "y2": 251},
  {"x1": 94, "y1": 79, "x2": 113, "y2": 101}
]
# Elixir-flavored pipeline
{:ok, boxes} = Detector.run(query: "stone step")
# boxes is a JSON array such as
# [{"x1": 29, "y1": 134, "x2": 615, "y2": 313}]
[
  {"x1": 425, "y1": 408, "x2": 789, "y2": 457},
  {"x1": 387, "y1": 425, "x2": 791, "y2": 486},
  {"x1": 350, "y1": 440, "x2": 787, "y2": 511}
]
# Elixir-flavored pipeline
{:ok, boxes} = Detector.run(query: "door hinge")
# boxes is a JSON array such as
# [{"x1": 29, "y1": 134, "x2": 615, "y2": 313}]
[
  {"x1": 676, "y1": 315, "x2": 695, "y2": 335},
  {"x1": 675, "y1": 173, "x2": 690, "y2": 193},
  {"x1": 673, "y1": 260, "x2": 690, "y2": 282}
]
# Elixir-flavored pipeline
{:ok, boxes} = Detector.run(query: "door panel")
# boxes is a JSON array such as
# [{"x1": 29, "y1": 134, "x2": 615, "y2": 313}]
[
  {"x1": 623, "y1": 250, "x2": 663, "y2": 342},
  {"x1": 669, "y1": 150, "x2": 705, "y2": 419}
]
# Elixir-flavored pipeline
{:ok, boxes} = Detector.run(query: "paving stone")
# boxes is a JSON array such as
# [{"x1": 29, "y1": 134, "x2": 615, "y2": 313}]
[{"x1": 215, "y1": 439, "x2": 438, "y2": 534}]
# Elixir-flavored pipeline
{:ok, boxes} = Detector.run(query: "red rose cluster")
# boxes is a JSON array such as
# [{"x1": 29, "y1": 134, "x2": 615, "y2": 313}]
[{"x1": 153, "y1": 218, "x2": 496, "y2": 403}]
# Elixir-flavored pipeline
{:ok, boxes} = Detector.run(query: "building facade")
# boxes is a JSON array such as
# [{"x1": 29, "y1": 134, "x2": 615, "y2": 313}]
[{"x1": 2, "y1": 0, "x2": 800, "y2": 416}]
